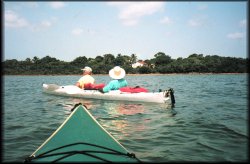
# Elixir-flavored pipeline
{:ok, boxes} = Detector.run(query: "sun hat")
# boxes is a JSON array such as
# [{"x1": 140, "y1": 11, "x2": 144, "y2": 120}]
[
  {"x1": 109, "y1": 66, "x2": 126, "y2": 79},
  {"x1": 81, "y1": 66, "x2": 92, "y2": 72}
]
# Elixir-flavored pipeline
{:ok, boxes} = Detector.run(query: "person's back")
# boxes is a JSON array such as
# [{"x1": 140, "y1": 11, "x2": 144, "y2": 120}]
[
  {"x1": 76, "y1": 66, "x2": 95, "y2": 89},
  {"x1": 101, "y1": 66, "x2": 128, "y2": 93},
  {"x1": 103, "y1": 79, "x2": 128, "y2": 93}
]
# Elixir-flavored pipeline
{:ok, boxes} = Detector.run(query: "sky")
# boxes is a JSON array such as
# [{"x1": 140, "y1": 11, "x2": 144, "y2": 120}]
[{"x1": 4, "y1": 1, "x2": 248, "y2": 62}]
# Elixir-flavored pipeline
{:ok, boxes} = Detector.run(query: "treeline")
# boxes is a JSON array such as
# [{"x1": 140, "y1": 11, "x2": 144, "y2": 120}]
[{"x1": 3, "y1": 52, "x2": 248, "y2": 75}]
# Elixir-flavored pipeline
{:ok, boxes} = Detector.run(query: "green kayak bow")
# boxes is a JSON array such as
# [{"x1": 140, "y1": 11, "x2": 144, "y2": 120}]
[{"x1": 24, "y1": 104, "x2": 140, "y2": 162}]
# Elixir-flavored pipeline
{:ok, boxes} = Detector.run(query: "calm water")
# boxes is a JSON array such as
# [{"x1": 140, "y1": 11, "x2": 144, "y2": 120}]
[{"x1": 2, "y1": 74, "x2": 248, "y2": 162}]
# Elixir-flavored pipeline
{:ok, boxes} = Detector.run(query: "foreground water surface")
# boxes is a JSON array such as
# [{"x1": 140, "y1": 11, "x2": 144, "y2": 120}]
[{"x1": 2, "y1": 74, "x2": 248, "y2": 162}]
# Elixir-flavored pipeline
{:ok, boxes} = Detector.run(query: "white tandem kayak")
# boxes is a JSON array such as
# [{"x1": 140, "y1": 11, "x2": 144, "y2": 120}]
[{"x1": 42, "y1": 84, "x2": 175, "y2": 104}]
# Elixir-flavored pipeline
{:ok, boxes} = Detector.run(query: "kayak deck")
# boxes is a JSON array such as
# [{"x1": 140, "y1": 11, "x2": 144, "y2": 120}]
[{"x1": 24, "y1": 104, "x2": 140, "y2": 162}]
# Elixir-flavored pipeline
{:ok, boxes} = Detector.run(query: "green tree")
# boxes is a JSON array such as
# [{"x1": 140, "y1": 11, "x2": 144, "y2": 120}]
[
  {"x1": 114, "y1": 54, "x2": 125, "y2": 66},
  {"x1": 71, "y1": 56, "x2": 88, "y2": 67},
  {"x1": 154, "y1": 52, "x2": 172, "y2": 66},
  {"x1": 40, "y1": 55, "x2": 59, "y2": 64},
  {"x1": 32, "y1": 56, "x2": 39, "y2": 63},
  {"x1": 130, "y1": 54, "x2": 137, "y2": 64},
  {"x1": 138, "y1": 66, "x2": 151, "y2": 74},
  {"x1": 103, "y1": 54, "x2": 115, "y2": 65},
  {"x1": 95, "y1": 56, "x2": 104, "y2": 63},
  {"x1": 2, "y1": 53, "x2": 248, "y2": 75}
]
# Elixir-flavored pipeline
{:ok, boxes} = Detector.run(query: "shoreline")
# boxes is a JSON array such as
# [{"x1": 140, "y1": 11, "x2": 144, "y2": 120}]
[{"x1": 3, "y1": 72, "x2": 247, "y2": 76}]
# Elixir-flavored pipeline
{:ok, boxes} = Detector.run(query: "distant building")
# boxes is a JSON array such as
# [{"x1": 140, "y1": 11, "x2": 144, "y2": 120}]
[{"x1": 132, "y1": 60, "x2": 145, "y2": 68}]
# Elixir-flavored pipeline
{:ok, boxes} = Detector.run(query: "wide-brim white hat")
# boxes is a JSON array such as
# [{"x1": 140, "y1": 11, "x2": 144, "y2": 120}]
[
  {"x1": 109, "y1": 66, "x2": 126, "y2": 79},
  {"x1": 81, "y1": 66, "x2": 92, "y2": 72}
]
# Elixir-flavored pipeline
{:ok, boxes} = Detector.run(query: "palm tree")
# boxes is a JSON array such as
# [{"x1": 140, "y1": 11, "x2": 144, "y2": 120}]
[
  {"x1": 32, "y1": 56, "x2": 39, "y2": 64},
  {"x1": 130, "y1": 54, "x2": 137, "y2": 64}
]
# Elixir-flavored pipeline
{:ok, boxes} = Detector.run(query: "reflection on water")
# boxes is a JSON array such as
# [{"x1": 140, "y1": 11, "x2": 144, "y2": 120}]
[
  {"x1": 95, "y1": 101, "x2": 175, "y2": 142},
  {"x1": 57, "y1": 98, "x2": 176, "y2": 143},
  {"x1": 99, "y1": 102, "x2": 148, "y2": 140},
  {"x1": 55, "y1": 98, "x2": 159, "y2": 142},
  {"x1": 106, "y1": 103, "x2": 145, "y2": 115}
]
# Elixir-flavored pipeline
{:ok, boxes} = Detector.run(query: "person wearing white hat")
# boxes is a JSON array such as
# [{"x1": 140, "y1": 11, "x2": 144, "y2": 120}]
[
  {"x1": 75, "y1": 66, "x2": 95, "y2": 89},
  {"x1": 99, "y1": 66, "x2": 128, "y2": 93}
]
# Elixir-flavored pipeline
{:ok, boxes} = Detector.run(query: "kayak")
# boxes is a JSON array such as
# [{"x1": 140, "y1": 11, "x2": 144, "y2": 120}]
[
  {"x1": 24, "y1": 104, "x2": 140, "y2": 162},
  {"x1": 42, "y1": 83, "x2": 175, "y2": 104}
]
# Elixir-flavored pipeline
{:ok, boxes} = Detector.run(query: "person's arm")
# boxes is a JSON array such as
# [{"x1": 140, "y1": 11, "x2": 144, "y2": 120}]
[
  {"x1": 76, "y1": 77, "x2": 84, "y2": 89},
  {"x1": 75, "y1": 82, "x2": 80, "y2": 87},
  {"x1": 102, "y1": 81, "x2": 115, "y2": 93},
  {"x1": 123, "y1": 79, "x2": 128, "y2": 87},
  {"x1": 76, "y1": 82, "x2": 84, "y2": 89}
]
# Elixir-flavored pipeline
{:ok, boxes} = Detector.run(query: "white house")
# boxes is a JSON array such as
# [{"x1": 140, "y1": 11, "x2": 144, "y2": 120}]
[{"x1": 132, "y1": 60, "x2": 145, "y2": 68}]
